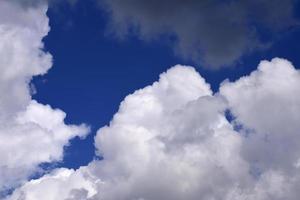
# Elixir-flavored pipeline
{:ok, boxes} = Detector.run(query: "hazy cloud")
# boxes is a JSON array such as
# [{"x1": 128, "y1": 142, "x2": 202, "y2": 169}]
[
  {"x1": 10, "y1": 0, "x2": 77, "y2": 8},
  {"x1": 101, "y1": 0, "x2": 297, "y2": 69}
]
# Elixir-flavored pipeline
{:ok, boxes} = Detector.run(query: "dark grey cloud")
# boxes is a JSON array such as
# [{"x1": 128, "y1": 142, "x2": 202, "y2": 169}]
[{"x1": 100, "y1": 0, "x2": 297, "y2": 69}]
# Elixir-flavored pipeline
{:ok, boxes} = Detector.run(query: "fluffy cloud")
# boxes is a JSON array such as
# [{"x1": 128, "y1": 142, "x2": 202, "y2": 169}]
[
  {"x1": 220, "y1": 58, "x2": 300, "y2": 200},
  {"x1": 7, "y1": 167, "x2": 98, "y2": 200},
  {"x1": 0, "y1": 0, "x2": 89, "y2": 193},
  {"x1": 91, "y1": 66, "x2": 249, "y2": 200},
  {"x1": 0, "y1": 101, "x2": 89, "y2": 193},
  {"x1": 221, "y1": 58, "x2": 300, "y2": 173},
  {"x1": 9, "y1": 65, "x2": 248, "y2": 199},
  {"x1": 7, "y1": 58, "x2": 300, "y2": 200},
  {"x1": 100, "y1": 0, "x2": 296, "y2": 69}
]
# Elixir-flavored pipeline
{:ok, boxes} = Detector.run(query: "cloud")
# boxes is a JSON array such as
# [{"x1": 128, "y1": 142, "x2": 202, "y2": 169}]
[
  {"x1": 10, "y1": 0, "x2": 297, "y2": 69},
  {"x1": 7, "y1": 167, "x2": 98, "y2": 200},
  {"x1": 10, "y1": 0, "x2": 77, "y2": 8},
  {"x1": 0, "y1": 0, "x2": 89, "y2": 193},
  {"x1": 91, "y1": 66, "x2": 247, "y2": 200},
  {"x1": 100, "y1": 0, "x2": 296, "y2": 69},
  {"x1": 8, "y1": 65, "x2": 247, "y2": 199},
  {"x1": 2, "y1": 1, "x2": 300, "y2": 198},
  {"x1": 220, "y1": 58, "x2": 300, "y2": 194},
  {"x1": 7, "y1": 58, "x2": 300, "y2": 200},
  {"x1": 219, "y1": 58, "x2": 300, "y2": 200}
]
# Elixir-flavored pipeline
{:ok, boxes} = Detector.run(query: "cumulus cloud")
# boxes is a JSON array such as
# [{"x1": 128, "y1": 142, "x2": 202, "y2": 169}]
[
  {"x1": 7, "y1": 58, "x2": 300, "y2": 200},
  {"x1": 7, "y1": 167, "x2": 98, "y2": 200},
  {"x1": 90, "y1": 66, "x2": 248, "y2": 200},
  {"x1": 8, "y1": 65, "x2": 248, "y2": 200},
  {"x1": 0, "y1": 0, "x2": 89, "y2": 193},
  {"x1": 220, "y1": 58, "x2": 300, "y2": 199},
  {"x1": 100, "y1": 0, "x2": 297, "y2": 69}
]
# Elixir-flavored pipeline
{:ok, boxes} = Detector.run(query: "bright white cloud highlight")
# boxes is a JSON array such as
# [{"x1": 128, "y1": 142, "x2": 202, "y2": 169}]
[
  {"x1": 8, "y1": 58, "x2": 300, "y2": 200},
  {"x1": 7, "y1": 167, "x2": 98, "y2": 200},
  {"x1": 221, "y1": 58, "x2": 300, "y2": 173},
  {"x1": 220, "y1": 58, "x2": 300, "y2": 200},
  {"x1": 0, "y1": 0, "x2": 89, "y2": 193},
  {"x1": 91, "y1": 66, "x2": 248, "y2": 200}
]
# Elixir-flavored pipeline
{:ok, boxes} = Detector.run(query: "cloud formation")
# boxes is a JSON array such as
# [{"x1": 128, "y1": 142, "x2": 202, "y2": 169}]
[
  {"x1": 220, "y1": 58, "x2": 300, "y2": 200},
  {"x1": 7, "y1": 58, "x2": 300, "y2": 200},
  {"x1": 7, "y1": 167, "x2": 98, "y2": 200},
  {"x1": 2, "y1": 0, "x2": 300, "y2": 199},
  {"x1": 0, "y1": 0, "x2": 89, "y2": 193},
  {"x1": 10, "y1": 0, "x2": 298, "y2": 69},
  {"x1": 10, "y1": 0, "x2": 77, "y2": 8},
  {"x1": 221, "y1": 59, "x2": 300, "y2": 185},
  {"x1": 101, "y1": 0, "x2": 297, "y2": 69}
]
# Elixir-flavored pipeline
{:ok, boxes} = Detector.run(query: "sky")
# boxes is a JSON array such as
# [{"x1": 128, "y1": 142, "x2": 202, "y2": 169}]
[{"x1": 1, "y1": 0, "x2": 300, "y2": 199}]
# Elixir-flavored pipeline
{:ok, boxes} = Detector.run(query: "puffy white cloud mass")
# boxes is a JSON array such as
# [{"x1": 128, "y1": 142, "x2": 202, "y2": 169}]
[
  {"x1": 7, "y1": 58, "x2": 300, "y2": 200},
  {"x1": 7, "y1": 167, "x2": 98, "y2": 200},
  {"x1": 0, "y1": 0, "x2": 89, "y2": 193}
]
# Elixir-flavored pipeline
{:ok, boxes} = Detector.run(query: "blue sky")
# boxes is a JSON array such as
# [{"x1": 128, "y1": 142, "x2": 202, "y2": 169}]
[{"x1": 31, "y1": 0, "x2": 300, "y2": 169}]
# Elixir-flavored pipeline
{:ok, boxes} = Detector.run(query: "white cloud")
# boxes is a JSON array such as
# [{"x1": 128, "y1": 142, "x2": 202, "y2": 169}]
[
  {"x1": 7, "y1": 167, "x2": 98, "y2": 200},
  {"x1": 7, "y1": 65, "x2": 248, "y2": 199},
  {"x1": 220, "y1": 58, "x2": 300, "y2": 200},
  {"x1": 220, "y1": 58, "x2": 300, "y2": 172},
  {"x1": 91, "y1": 66, "x2": 249, "y2": 200},
  {"x1": 0, "y1": 101, "x2": 89, "y2": 190},
  {"x1": 0, "y1": 0, "x2": 89, "y2": 193},
  {"x1": 7, "y1": 58, "x2": 300, "y2": 200},
  {"x1": 0, "y1": 0, "x2": 51, "y2": 119}
]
